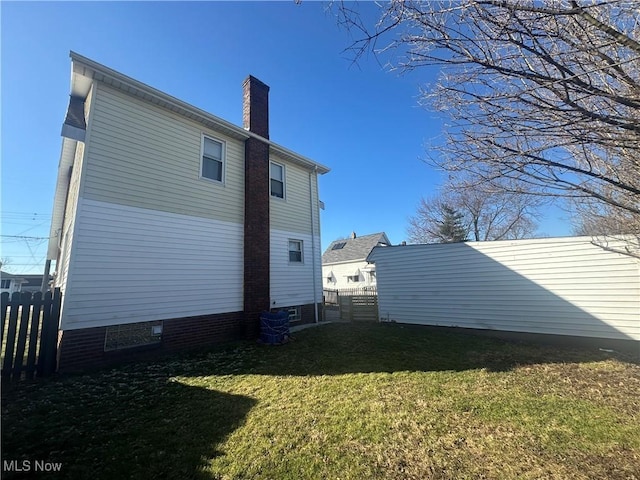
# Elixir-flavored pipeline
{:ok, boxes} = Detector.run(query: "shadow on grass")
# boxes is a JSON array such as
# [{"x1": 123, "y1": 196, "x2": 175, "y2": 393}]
[
  {"x1": 1, "y1": 373, "x2": 256, "y2": 479},
  {"x1": 165, "y1": 322, "x2": 637, "y2": 378},
  {"x1": 1, "y1": 322, "x2": 636, "y2": 479}
]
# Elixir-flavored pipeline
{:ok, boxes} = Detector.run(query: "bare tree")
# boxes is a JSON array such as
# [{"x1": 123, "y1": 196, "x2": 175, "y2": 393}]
[
  {"x1": 573, "y1": 197, "x2": 640, "y2": 235},
  {"x1": 0, "y1": 257, "x2": 14, "y2": 273},
  {"x1": 408, "y1": 184, "x2": 540, "y2": 243},
  {"x1": 336, "y1": 0, "x2": 640, "y2": 229}
]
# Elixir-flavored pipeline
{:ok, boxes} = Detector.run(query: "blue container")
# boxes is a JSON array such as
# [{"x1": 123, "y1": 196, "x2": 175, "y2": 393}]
[{"x1": 260, "y1": 310, "x2": 290, "y2": 345}]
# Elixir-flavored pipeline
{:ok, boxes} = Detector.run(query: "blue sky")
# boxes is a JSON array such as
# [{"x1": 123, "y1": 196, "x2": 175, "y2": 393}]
[{"x1": 1, "y1": 1, "x2": 571, "y2": 274}]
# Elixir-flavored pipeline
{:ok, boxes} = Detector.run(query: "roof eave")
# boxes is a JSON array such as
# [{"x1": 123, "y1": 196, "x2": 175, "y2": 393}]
[
  {"x1": 322, "y1": 257, "x2": 369, "y2": 266},
  {"x1": 69, "y1": 51, "x2": 330, "y2": 173},
  {"x1": 47, "y1": 136, "x2": 76, "y2": 259}
]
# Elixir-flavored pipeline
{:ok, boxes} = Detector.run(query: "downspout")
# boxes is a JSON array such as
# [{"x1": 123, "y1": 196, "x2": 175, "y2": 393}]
[{"x1": 309, "y1": 167, "x2": 319, "y2": 323}]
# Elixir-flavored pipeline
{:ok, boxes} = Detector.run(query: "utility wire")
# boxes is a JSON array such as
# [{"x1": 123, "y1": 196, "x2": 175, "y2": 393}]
[{"x1": 0, "y1": 235, "x2": 51, "y2": 240}]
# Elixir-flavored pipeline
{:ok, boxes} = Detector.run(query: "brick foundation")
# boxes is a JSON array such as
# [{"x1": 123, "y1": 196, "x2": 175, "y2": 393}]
[
  {"x1": 57, "y1": 311, "x2": 243, "y2": 373},
  {"x1": 299, "y1": 303, "x2": 323, "y2": 325}
]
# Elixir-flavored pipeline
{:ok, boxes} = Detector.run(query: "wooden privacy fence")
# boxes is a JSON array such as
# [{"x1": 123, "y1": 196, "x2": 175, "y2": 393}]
[
  {"x1": 337, "y1": 291, "x2": 379, "y2": 322},
  {"x1": 1, "y1": 289, "x2": 61, "y2": 382}
]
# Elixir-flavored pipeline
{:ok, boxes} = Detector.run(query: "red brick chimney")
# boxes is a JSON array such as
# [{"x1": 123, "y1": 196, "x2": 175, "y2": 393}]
[
  {"x1": 243, "y1": 75, "x2": 271, "y2": 338},
  {"x1": 243, "y1": 76, "x2": 269, "y2": 139}
]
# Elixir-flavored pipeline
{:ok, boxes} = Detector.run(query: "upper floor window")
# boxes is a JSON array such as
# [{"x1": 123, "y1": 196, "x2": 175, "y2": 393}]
[
  {"x1": 289, "y1": 240, "x2": 303, "y2": 263},
  {"x1": 270, "y1": 162, "x2": 284, "y2": 198},
  {"x1": 0, "y1": 279, "x2": 11, "y2": 289},
  {"x1": 201, "y1": 136, "x2": 224, "y2": 183}
]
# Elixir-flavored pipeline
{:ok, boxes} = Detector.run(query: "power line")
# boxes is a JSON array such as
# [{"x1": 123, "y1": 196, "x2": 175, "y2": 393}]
[
  {"x1": 1, "y1": 211, "x2": 52, "y2": 216},
  {"x1": 0, "y1": 235, "x2": 51, "y2": 240}
]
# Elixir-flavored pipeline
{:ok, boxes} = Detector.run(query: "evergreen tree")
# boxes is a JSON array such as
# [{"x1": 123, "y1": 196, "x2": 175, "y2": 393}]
[{"x1": 438, "y1": 205, "x2": 467, "y2": 243}]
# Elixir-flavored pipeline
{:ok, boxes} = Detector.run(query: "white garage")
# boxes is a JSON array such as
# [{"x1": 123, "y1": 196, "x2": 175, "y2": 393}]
[{"x1": 367, "y1": 236, "x2": 639, "y2": 342}]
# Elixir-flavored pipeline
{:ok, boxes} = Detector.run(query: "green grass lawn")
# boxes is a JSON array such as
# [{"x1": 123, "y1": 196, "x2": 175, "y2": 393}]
[{"x1": 2, "y1": 323, "x2": 639, "y2": 479}]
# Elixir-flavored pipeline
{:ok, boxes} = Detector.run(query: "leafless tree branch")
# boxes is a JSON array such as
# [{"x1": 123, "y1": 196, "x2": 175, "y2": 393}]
[{"x1": 334, "y1": 0, "x2": 640, "y2": 233}]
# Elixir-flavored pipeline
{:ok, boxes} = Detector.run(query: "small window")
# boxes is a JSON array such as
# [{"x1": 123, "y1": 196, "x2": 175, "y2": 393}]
[
  {"x1": 289, "y1": 240, "x2": 303, "y2": 263},
  {"x1": 1, "y1": 279, "x2": 11, "y2": 289},
  {"x1": 287, "y1": 306, "x2": 301, "y2": 322},
  {"x1": 332, "y1": 242, "x2": 346, "y2": 250},
  {"x1": 347, "y1": 274, "x2": 360, "y2": 283},
  {"x1": 201, "y1": 136, "x2": 224, "y2": 182},
  {"x1": 270, "y1": 162, "x2": 284, "y2": 198}
]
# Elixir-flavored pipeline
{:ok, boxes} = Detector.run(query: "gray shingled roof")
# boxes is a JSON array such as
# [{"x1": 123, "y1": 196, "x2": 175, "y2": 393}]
[{"x1": 322, "y1": 232, "x2": 390, "y2": 264}]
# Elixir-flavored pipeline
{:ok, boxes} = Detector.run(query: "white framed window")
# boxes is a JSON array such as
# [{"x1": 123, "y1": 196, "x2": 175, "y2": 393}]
[
  {"x1": 288, "y1": 239, "x2": 303, "y2": 263},
  {"x1": 270, "y1": 161, "x2": 285, "y2": 199},
  {"x1": 347, "y1": 274, "x2": 360, "y2": 283},
  {"x1": 287, "y1": 306, "x2": 301, "y2": 322},
  {"x1": 1, "y1": 279, "x2": 11, "y2": 289},
  {"x1": 201, "y1": 135, "x2": 225, "y2": 183}
]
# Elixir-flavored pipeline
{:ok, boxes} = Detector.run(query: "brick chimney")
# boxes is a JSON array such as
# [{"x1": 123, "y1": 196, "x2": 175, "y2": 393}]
[
  {"x1": 243, "y1": 76, "x2": 269, "y2": 139},
  {"x1": 243, "y1": 75, "x2": 271, "y2": 338}
]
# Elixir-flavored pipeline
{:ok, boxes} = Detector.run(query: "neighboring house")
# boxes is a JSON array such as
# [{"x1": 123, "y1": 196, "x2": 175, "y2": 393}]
[
  {"x1": 367, "y1": 236, "x2": 640, "y2": 349},
  {"x1": 0, "y1": 272, "x2": 26, "y2": 294},
  {"x1": 322, "y1": 232, "x2": 390, "y2": 291},
  {"x1": 0, "y1": 273, "x2": 51, "y2": 294},
  {"x1": 18, "y1": 275, "x2": 50, "y2": 293},
  {"x1": 47, "y1": 52, "x2": 329, "y2": 371}
]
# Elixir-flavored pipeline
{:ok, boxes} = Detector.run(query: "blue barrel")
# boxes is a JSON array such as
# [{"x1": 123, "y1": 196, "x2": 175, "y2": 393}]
[{"x1": 260, "y1": 310, "x2": 290, "y2": 345}]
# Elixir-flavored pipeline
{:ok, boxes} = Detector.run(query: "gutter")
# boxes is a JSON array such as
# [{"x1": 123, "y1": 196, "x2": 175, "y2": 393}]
[{"x1": 309, "y1": 167, "x2": 319, "y2": 323}]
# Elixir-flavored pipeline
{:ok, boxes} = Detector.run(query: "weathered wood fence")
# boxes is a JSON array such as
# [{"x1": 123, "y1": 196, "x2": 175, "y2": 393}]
[
  {"x1": 1, "y1": 289, "x2": 61, "y2": 382},
  {"x1": 324, "y1": 288, "x2": 379, "y2": 322}
]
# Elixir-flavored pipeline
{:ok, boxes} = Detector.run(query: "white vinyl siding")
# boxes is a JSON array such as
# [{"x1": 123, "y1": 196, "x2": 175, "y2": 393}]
[
  {"x1": 270, "y1": 229, "x2": 322, "y2": 309},
  {"x1": 57, "y1": 141, "x2": 87, "y2": 291},
  {"x1": 82, "y1": 83, "x2": 244, "y2": 224},
  {"x1": 60, "y1": 198, "x2": 243, "y2": 330},
  {"x1": 270, "y1": 156, "x2": 320, "y2": 236},
  {"x1": 369, "y1": 236, "x2": 640, "y2": 341}
]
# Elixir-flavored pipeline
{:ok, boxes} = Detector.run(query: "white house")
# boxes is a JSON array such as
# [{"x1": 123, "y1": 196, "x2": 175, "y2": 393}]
[
  {"x1": 367, "y1": 236, "x2": 640, "y2": 347},
  {"x1": 322, "y1": 232, "x2": 390, "y2": 291},
  {"x1": 0, "y1": 272, "x2": 26, "y2": 295},
  {"x1": 47, "y1": 52, "x2": 329, "y2": 371}
]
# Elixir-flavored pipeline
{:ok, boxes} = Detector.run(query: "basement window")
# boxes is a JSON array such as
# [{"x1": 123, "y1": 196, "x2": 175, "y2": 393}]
[
  {"x1": 104, "y1": 321, "x2": 163, "y2": 351},
  {"x1": 288, "y1": 306, "x2": 301, "y2": 322}
]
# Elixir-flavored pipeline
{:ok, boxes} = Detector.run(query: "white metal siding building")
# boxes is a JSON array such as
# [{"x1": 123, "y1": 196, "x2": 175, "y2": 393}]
[
  {"x1": 48, "y1": 52, "x2": 329, "y2": 334},
  {"x1": 368, "y1": 236, "x2": 640, "y2": 342}
]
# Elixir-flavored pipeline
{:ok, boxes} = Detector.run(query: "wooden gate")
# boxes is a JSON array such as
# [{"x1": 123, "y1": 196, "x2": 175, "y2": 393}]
[{"x1": 1, "y1": 289, "x2": 62, "y2": 382}]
